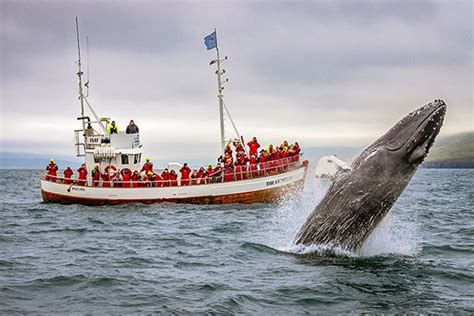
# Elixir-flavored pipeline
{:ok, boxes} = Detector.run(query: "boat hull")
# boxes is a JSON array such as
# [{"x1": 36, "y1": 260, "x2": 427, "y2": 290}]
[{"x1": 41, "y1": 166, "x2": 307, "y2": 205}]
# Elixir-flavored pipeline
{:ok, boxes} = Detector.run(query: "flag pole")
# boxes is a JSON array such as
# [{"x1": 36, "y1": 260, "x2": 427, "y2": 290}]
[{"x1": 215, "y1": 28, "x2": 226, "y2": 157}]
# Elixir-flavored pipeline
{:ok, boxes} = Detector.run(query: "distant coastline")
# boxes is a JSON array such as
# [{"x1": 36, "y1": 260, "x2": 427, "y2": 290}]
[
  {"x1": 422, "y1": 161, "x2": 474, "y2": 169},
  {"x1": 422, "y1": 131, "x2": 474, "y2": 169}
]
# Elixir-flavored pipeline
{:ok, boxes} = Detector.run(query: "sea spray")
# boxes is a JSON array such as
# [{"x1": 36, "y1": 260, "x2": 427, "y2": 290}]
[
  {"x1": 257, "y1": 163, "x2": 421, "y2": 257},
  {"x1": 256, "y1": 164, "x2": 330, "y2": 251},
  {"x1": 358, "y1": 206, "x2": 421, "y2": 257}
]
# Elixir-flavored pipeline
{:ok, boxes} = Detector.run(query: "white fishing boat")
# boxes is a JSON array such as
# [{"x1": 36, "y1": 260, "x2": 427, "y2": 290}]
[{"x1": 40, "y1": 20, "x2": 309, "y2": 205}]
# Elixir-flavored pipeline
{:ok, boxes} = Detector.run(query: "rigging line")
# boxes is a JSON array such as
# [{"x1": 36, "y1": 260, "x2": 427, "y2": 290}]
[
  {"x1": 222, "y1": 100, "x2": 250, "y2": 157},
  {"x1": 86, "y1": 36, "x2": 90, "y2": 82},
  {"x1": 83, "y1": 97, "x2": 106, "y2": 134},
  {"x1": 85, "y1": 35, "x2": 90, "y2": 97}
]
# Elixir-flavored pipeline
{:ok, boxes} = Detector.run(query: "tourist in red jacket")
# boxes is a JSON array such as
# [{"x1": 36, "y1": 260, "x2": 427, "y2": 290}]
[
  {"x1": 179, "y1": 163, "x2": 192, "y2": 186},
  {"x1": 91, "y1": 165, "x2": 101, "y2": 187},
  {"x1": 77, "y1": 164, "x2": 87, "y2": 186},
  {"x1": 224, "y1": 144, "x2": 233, "y2": 156},
  {"x1": 113, "y1": 173, "x2": 122, "y2": 188},
  {"x1": 288, "y1": 145, "x2": 298, "y2": 165},
  {"x1": 249, "y1": 154, "x2": 258, "y2": 178},
  {"x1": 131, "y1": 171, "x2": 140, "y2": 188},
  {"x1": 121, "y1": 168, "x2": 132, "y2": 188},
  {"x1": 190, "y1": 170, "x2": 199, "y2": 185},
  {"x1": 197, "y1": 167, "x2": 205, "y2": 185},
  {"x1": 140, "y1": 174, "x2": 149, "y2": 187},
  {"x1": 272, "y1": 147, "x2": 283, "y2": 173},
  {"x1": 235, "y1": 142, "x2": 245, "y2": 156},
  {"x1": 224, "y1": 165, "x2": 234, "y2": 182},
  {"x1": 63, "y1": 167, "x2": 74, "y2": 184},
  {"x1": 151, "y1": 172, "x2": 163, "y2": 187},
  {"x1": 45, "y1": 159, "x2": 58, "y2": 181},
  {"x1": 141, "y1": 157, "x2": 154, "y2": 174},
  {"x1": 101, "y1": 172, "x2": 110, "y2": 187},
  {"x1": 224, "y1": 153, "x2": 233, "y2": 167},
  {"x1": 169, "y1": 170, "x2": 178, "y2": 186},
  {"x1": 161, "y1": 169, "x2": 170, "y2": 187},
  {"x1": 213, "y1": 164, "x2": 223, "y2": 182},
  {"x1": 294, "y1": 142, "x2": 301, "y2": 155},
  {"x1": 281, "y1": 148, "x2": 289, "y2": 170},
  {"x1": 206, "y1": 164, "x2": 214, "y2": 184},
  {"x1": 235, "y1": 162, "x2": 244, "y2": 181},
  {"x1": 247, "y1": 137, "x2": 260, "y2": 156}
]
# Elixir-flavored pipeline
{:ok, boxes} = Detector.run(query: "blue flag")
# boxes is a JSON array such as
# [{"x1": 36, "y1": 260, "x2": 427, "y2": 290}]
[{"x1": 204, "y1": 31, "x2": 217, "y2": 50}]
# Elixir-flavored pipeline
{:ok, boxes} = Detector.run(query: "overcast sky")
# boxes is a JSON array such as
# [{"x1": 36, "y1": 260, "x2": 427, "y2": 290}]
[{"x1": 1, "y1": 0, "x2": 472, "y2": 161}]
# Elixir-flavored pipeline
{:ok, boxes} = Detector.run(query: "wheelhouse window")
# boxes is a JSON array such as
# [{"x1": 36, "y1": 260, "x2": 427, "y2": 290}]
[
  {"x1": 121, "y1": 154, "x2": 129, "y2": 165},
  {"x1": 134, "y1": 153, "x2": 141, "y2": 164}
]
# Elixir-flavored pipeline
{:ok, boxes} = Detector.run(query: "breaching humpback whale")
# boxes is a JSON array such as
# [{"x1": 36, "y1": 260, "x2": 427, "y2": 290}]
[{"x1": 296, "y1": 99, "x2": 447, "y2": 251}]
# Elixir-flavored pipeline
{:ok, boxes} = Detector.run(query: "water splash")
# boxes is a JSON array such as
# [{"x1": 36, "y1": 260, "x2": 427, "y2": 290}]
[
  {"x1": 258, "y1": 163, "x2": 421, "y2": 257},
  {"x1": 257, "y1": 164, "x2": 329, "y2": 251},
  {"x1": 358, "y1": 209, "x2": 421, "y2": 257}
]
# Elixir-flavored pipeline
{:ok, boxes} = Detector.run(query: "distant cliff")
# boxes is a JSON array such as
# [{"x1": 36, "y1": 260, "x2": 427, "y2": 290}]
[{"x1": 423, "y1": 131, "x2": 474, "y2": 168}]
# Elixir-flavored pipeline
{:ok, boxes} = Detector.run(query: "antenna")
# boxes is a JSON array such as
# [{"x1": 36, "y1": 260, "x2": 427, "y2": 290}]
[
  {"x1": 85, "y1": 35, "x2": 90, "y2": 96},
  {"x1": 75, "y1": 17, "x2": 86, "y2": 138}
]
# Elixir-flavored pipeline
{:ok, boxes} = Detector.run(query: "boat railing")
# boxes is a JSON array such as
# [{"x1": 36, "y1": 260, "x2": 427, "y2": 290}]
[{"x1": 42, "y1": 155, "x2": 306, "y2": 188}]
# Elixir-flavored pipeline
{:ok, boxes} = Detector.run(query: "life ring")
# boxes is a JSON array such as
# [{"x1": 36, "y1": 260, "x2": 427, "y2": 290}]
[{"x1": 104, "y1": 165, "x2": 118, "y2": 178}]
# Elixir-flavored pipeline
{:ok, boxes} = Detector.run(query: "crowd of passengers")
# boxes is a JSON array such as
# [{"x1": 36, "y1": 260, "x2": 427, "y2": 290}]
[{"x1": 44, "y1": 137, "x2": 301, "y2": 187}]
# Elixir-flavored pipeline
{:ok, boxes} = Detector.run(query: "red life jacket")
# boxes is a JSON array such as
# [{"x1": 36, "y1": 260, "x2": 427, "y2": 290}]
[
  {"x1": 92, "y1": 169, "x2": 101, "y2": 180},
  {"x1": 78, "y1": 167, "x2": 87, "y2": 179},
  {"x1": 131, "y1": 173, "x2": 140, "y2": 188},
  {"x1": 91, "y1": 169, "x2": 101, "y2": 186},
  {"x1": 169, "y1": 173, "x2": 178, "y2": 186},
  {"x1": 249, "y1": 163, "x2": 258, "y2": 177},
  {"x1": 206, "y1": 167, "x2": 213, "y2": 177},
  {"x1": 46, "y1": 163, "x2": 58, "y2": 176},
  {"x1": 153, "y1": 173, "x2": 163, "y2": 187},
  {"x1": 224, "y1": 167, "x2": 234, "y2": 182},
  {"x1": 213, "y1": 166, "x2": 222, "y2": 177},
  {"x1": 63, "y1": 168, "x2": 73, "y2": 184},
  {"x1": 180, "y1": 167, "x2": 191, "y2": 179},
  {"x1": 141, "y1": 162, "x2": 153, "y2": 173},
  {"x1": 236, "y1": 144, "x2": 244, "y2": 155},
  {"x1": 122, "y1": 171, "x2": 131, "y2": 182},
  {"x1": 180, "y1": 166, "x2": 191, "y2": 186},
  {"x1": 235, "y1": 164, "x2": 244, "y2": 181},
  {"x1": 161, "y1": 171, "x2": 170, "y2": 187},
  {"x1": 63, "y1": 168, "x2": 73, "y2": 178},
  {"x1": 101, "y1": 173, "x2": 110, "y2": 187},
  {"x1": 191, "y1": 173, "x2": 199, "y2": 185},
  {"x1": 77, "y1": 167, "x2": 87, "y2": 185},
  {"x1": 247, "y1": 141, "x2": 260, "y2": 156}
]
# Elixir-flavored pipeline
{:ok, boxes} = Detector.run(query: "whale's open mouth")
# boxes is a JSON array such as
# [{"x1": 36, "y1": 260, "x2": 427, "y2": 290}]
[{"x1": 405, "y1": 101, "x2": 446, "y2": 164}]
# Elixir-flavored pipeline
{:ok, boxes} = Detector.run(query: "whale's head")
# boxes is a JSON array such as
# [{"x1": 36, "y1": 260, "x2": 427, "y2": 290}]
[{"x1": 352, "y1": 99, "x2": 447, "y2": 178}]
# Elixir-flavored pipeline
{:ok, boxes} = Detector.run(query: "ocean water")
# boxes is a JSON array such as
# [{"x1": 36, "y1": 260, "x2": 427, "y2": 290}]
[{"x1": 0, "y1": 169, "x2": 472, "y2": 313}]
